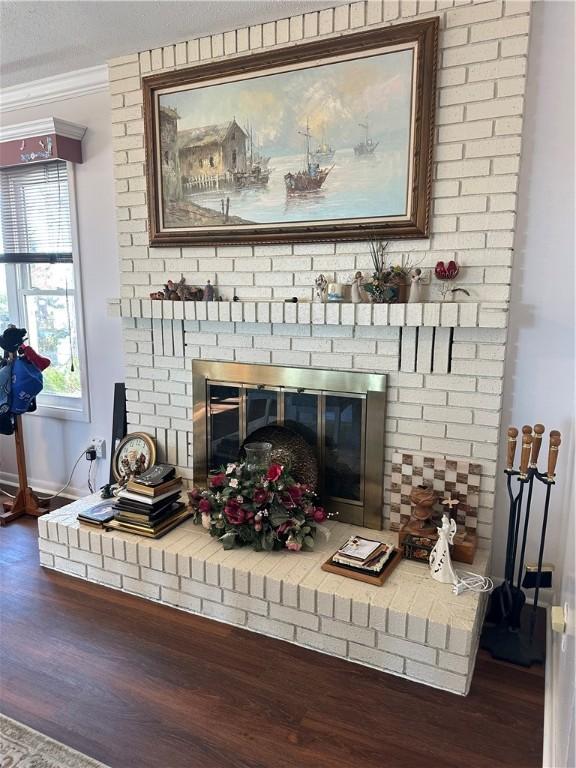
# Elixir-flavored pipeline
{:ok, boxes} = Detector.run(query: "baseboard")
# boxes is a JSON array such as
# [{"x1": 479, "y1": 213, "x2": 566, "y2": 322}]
[
  {"x1": 0, "y1": 471, "x2": 83, "y2": 502},
  {"x1": 543, "y1": 606, "x2": 553, "y2": 768}
]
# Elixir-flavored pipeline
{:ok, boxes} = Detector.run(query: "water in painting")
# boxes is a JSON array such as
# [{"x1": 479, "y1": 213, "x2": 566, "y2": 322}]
[{"x1": 157, "y1": 48, "x2": 415, "y2": 229}]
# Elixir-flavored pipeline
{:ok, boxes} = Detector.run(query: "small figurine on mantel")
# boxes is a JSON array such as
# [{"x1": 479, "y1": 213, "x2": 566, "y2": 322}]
[
  {"x1": 314, "y1": 274, "x2": 328, "y2": 303},
  {"x1": 408, "y1": 268, "x2": 423, "y2": 303},
  {"x1": 150, "y1": 275, "x2": 203, "y2": 301},
  {"x1": 351, "y1": 271, "x2": 365, "y2": 304},
  {"x1": 204, "y1": 280, "x2": 214, "y2": 302}
]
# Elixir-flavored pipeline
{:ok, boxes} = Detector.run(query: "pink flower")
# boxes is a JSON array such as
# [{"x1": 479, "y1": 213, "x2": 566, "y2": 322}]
[
  {"x1": 253, "y1": 487, "x2": 268, "y2": 506},
  {"x1": 209, "y1": 473, "x2": 227, "y2": 488},
  {"x1": 312, "y1": 506, "x2": 327, "y2": 523},
  {"x1": 225, "y1": 504, "x2": 246, "y2": 525},
  {"x1": 286, "y1": 537, "x2": 302, "y2": 551},
  {"x1": 266, "y1": 464, "x2": 283, "y2": 482},
  {"x1": 198, "y1": 498, "x2": 211, "y2": 514}
]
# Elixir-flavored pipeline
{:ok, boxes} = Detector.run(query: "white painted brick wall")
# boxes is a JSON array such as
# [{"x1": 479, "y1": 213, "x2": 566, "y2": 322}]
[{"x1": 107, "y1": 0, "x2": 532, "y2": 545}]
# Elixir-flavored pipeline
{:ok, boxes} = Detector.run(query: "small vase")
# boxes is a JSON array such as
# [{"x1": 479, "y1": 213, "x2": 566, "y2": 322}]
[{"x1": 244, "y1": 442, "x2": 272, "y2": 479}]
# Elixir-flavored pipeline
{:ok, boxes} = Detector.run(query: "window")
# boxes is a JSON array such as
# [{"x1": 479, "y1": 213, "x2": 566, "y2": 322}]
[{"x1": 0, "y1": 160, "x2": 88, "y2": 420}]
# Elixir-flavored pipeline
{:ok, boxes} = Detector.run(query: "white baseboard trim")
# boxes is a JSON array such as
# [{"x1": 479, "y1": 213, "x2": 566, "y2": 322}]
[
  {"x1": 0, "y1": 471, "x2": 84, "y2": 502},
  {"x1": 543, "y1": 606, "x2": 553, "y2": 768}
]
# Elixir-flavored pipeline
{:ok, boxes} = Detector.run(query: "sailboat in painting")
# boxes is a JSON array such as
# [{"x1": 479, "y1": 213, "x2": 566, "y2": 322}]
[
  {"x1": 310, "y1": 125, "x2": 335, "y2": 164},
  {"x1": 354, "y1": 121, "x2": 379, "y2": 157},
  {"x1": 284, "y1": 120, "x2": 334, "y2": 194}
]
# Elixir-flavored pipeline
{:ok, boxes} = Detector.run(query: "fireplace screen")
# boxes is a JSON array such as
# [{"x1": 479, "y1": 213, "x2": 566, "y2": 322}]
[{"x1": 192, "y1": 361, "x2": 386, "y2": 529}]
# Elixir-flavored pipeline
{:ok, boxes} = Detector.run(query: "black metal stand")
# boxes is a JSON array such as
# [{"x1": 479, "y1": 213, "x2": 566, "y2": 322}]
[
  {"x1": 481, "y1": 467, "x2": 554, "y2": 667},
  {"x1": 481, "y1": 604, "x2": 546, "y2": 667}
]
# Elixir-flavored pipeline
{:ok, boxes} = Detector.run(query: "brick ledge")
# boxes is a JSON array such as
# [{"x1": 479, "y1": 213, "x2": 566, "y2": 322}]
[
  {"x1": 38, "y1": 495, "x2": 490, "y2": 695},
  {"x1": 108, "y1": 298, "x2": 508, "y2": 329}
]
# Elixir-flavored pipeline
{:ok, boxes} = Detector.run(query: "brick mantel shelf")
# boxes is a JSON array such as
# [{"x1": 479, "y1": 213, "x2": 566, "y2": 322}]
[{"x1": 108, "y1": 299, "x2": 508, "y2": 329}]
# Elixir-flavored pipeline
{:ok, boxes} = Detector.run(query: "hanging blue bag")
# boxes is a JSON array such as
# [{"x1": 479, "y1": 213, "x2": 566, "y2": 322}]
[
  {"x1": 10, "y1": 357, "x2": 43, "y2": 414},
  {"x1": 0, "y1": 361, "x2": 12, "y2": 415}
]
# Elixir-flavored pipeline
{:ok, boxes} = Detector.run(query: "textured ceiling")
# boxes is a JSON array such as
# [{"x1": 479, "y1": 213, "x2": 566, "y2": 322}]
[{"x1": 0, "y1": 0, "x2": 342, "y2": 89}]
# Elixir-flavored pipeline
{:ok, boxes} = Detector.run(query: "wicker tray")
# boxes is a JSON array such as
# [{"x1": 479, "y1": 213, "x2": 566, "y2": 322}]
[{"x1": 321, "y1": 547, "x2": 403, "y2": 586}]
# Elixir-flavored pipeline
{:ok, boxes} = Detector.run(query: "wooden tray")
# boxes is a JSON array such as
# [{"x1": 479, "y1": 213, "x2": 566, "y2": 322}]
[{"x1": 321, "y1": 547, "x2": 403, "y2": 586}]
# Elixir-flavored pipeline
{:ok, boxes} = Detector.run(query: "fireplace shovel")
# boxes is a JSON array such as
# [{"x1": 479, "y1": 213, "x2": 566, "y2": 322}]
[{"x1": 485, "y1": 427, "x2": 531, "y2": 627}]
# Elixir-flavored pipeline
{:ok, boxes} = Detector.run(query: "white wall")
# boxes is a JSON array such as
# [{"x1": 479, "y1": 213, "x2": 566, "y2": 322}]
[
  {"x1": 500, "y1": 3, "x2": 575, "y2": 765},
  {"x1": 493, "y1": 0, "x2": 575, "y2": 580},
  {"x1": 0, "y1": 89, "x2": 125, "y2": 495}
]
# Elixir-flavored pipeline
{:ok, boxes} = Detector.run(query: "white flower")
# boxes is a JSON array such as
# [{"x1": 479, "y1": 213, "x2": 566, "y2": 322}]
[
  {"x1": 226, "y1": 463, "x2": 236, "y2": 475},
  {"x1": 236, "y1": 495, "x2": 244, "y2": 503},
  {"x1": 229, "y1": 478, "x2": 239, "y2": 488}
]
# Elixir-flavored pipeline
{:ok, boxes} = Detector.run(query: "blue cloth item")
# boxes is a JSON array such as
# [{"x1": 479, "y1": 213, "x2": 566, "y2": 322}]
[
  {"x1": 10, "y1": 357, "x2": 43, "y2": 414},
  {"x1": 0, "y1": 362, "x2": 12, "y2": 415}
]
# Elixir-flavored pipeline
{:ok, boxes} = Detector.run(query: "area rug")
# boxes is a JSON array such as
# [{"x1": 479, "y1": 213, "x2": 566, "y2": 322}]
[{"x1": 0, "y1": 713, "x2": 110, "y2": 767}]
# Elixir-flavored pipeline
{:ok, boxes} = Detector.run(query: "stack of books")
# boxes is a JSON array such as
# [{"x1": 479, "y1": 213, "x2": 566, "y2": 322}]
[
  {"x1": 331, "y1": 536, "x2": 395, "y2": 575},
  {"x1": 107, "y1": 467, "x2": 190, "y2": 538}
]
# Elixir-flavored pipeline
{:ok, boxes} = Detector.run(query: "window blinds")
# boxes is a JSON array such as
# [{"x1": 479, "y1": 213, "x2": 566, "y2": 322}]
[{"x1": 0, "y1": 160, "x2": 73, "y2": 264}]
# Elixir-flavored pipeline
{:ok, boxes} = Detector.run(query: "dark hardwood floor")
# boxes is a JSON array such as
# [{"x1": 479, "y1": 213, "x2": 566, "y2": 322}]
[{"x1": 0, "y1": 514, "x2": 544, "y2": 768}]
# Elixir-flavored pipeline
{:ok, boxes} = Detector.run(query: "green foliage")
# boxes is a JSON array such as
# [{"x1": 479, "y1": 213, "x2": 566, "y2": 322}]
[{"x1": 42, "y1": 359, "x2": 81, "y2": 396}]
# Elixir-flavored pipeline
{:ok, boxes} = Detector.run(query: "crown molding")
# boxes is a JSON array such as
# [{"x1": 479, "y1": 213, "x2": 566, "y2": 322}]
[
  {"x1": 0, "y1": 65, "x2": 109, "y2": 114},
  {"x1": 0, "y1": 117, "x2": 87, "y2": 143}
]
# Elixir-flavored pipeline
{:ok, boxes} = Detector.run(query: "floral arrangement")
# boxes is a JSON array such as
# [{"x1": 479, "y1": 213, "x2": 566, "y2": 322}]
[
  {"x1": 188, "y1": 461, "x2": 328, "y2": 552},
  {"x1": 362, "y1": 239, "x2": 421, "y2": 304}
]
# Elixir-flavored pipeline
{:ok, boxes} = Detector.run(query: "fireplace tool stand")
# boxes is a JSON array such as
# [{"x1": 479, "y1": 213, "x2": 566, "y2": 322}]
[{"x1": 481, "y1": 424, "x2": 561, "y2": 667}]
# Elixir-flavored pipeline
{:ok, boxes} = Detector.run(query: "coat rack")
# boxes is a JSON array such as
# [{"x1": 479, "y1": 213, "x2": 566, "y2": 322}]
[
  {"x1": 0, "y1": 341, "x2": 48, "y2": 525},
  {"x1": 0, "y1": 414, "x2": 47, "y2": 524}
]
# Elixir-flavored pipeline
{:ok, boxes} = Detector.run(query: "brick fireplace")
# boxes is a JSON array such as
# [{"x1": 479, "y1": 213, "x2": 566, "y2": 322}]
[{"x1": 41, "y1": 0, "x2": 532, "y2": 695}]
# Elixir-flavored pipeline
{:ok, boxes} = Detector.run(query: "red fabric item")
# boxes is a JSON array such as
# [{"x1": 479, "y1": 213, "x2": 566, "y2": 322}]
[{"x1": 21, "y1": 345, "x2": 51, "y2": 371}]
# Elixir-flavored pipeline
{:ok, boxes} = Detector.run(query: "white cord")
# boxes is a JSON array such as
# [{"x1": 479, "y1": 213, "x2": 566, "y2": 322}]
[{"x1": 452, "y1": 570, "x2": 494, "y2": 595}]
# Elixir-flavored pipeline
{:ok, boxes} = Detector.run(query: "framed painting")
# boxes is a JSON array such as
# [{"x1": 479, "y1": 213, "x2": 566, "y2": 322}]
[{"x1": 143, "y1": 18, "x2": 438, "y2": 246}]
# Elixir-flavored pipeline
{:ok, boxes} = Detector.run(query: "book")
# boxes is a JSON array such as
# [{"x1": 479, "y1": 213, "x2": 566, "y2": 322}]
[
  {"x1": 337, "y1": 536, "x2": 383, "y2": 562},
  {"x1": 113, "y1": 494, "x2": 181, "y2": 517},
  {"x1": 77, "y1": 502, "x2": 116, "y2": 527},
  {"x1": 125, "y1": 476, "x2": 181, "y2": 497},
  {"x1": 114, "y1": 501, "x2": 184, "y2": 527},
  {"x1": 116, "y1": 487, "x2": 182, "y2": 506},
  {"x1": 106, "y1": 508, "x2": 191, "y2": 538},
  {"x1": 130, "y1": 464, "x2": 176, "y2": 487},
  {"x1": 333, "y1": 543, "x2": 394, "y2": 573}
]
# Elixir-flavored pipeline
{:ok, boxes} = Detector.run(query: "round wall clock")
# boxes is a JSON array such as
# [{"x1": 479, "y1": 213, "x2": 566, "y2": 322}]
[{"x1": 112, "y1": 432, "x2": 156, "y2": 481}]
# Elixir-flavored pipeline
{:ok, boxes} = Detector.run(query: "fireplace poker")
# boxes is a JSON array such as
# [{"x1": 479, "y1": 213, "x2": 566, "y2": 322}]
[
  {"x1": 530, "y1": 430, "x2": 561, "y2": 629},
  {"x1": 516, "y1": 424, "x2": 545, "y2": 590},
  {"x1": 486, "y1": 427, "x2": 523, "y2": 625}
]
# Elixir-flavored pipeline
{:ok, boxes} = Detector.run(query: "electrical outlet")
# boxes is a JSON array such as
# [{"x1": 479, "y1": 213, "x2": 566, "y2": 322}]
[{"x1": 90, "y1": 438, "x2": 106, "y2": 459}]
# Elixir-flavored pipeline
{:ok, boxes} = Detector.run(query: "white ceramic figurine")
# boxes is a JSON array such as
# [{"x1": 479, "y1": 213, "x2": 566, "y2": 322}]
[{"x1": 429, "y1": 514, "x2": 458, "y2": 585}]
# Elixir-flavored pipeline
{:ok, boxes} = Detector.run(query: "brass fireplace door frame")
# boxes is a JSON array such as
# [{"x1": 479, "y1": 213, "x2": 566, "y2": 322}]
[{"x1": 192, "y1": 360, "x2": 386, "y2": 530}]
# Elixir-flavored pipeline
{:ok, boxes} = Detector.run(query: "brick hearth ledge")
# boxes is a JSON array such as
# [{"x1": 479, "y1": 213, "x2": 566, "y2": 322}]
[{"x1": 38, "y1": 496, "x2": 490, "y2": 695}]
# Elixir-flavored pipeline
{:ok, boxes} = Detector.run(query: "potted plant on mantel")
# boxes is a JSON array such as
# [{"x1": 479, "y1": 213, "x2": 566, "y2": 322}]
[{"x1": 362, "y1": 240, "x2": 420, "y2": 304}]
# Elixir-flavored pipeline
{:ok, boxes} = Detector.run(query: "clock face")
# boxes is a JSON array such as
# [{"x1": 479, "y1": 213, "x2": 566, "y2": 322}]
[{"x1": 114, "y1": 433, "x2": 156, "y2": 480}]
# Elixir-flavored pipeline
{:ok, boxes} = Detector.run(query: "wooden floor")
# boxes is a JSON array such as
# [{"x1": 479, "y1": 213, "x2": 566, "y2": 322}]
[{"x1": 0, "y1": 515, "x2": 544, "y2": 768}]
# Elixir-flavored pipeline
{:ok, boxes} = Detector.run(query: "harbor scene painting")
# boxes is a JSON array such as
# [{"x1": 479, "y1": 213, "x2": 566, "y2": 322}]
[
  {"x1": 157, "y1": 50, "x2": 414, "y2": 227},
  {"x1": 145, "y1": 20, "x2": 438, "y2": 243}
]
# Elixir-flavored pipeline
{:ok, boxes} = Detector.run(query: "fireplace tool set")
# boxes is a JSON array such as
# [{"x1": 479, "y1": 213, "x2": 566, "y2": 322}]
[{"x1": 481, "y1": 423, "x2": 562, "y2": 666}]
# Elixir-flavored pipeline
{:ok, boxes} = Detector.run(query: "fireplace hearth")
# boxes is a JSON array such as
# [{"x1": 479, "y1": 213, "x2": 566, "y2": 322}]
[{"x1": 192, "y1": 361, "x2": 387, "y2": 529}]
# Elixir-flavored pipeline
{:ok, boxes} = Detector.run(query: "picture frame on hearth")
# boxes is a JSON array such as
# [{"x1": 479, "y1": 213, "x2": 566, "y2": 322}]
[{"x1": 143, "y1": 18, "x2": 438, "y2": 247}]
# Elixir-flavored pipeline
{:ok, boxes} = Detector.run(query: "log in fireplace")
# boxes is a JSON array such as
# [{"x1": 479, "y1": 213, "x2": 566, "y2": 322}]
[{"x1": 192, "y1": 361, "x2": 386, "y2": 528}]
